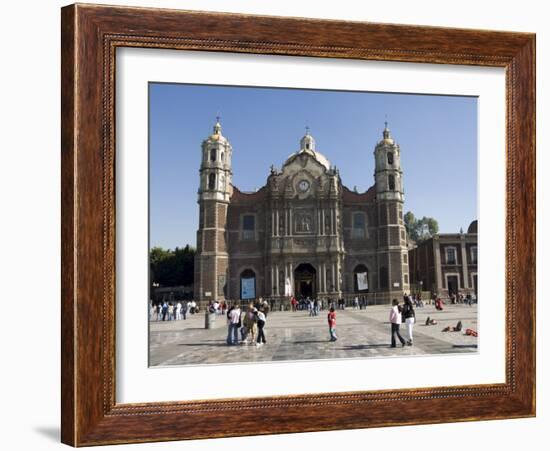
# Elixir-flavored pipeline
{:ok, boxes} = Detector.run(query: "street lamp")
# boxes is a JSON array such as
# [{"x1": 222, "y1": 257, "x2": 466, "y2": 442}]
[{"x1": 152, "y1": 282, "x2": 160, "y2": 303}]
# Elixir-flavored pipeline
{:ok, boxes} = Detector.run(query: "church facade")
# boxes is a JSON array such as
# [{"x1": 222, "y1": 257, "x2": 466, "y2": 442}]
[{"x1": 194, "y1": 119, "x2": 410, "y2": 304}]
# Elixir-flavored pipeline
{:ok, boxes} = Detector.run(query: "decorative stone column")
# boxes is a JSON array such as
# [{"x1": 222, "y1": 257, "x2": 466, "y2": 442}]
[
  {"x1": 331, "y1": 262, "x2": 336, "y2": 292},
  {"x1": 322, "y1": 262, "x2": 327, "y2": 293},
  {"x1": 289, "y1": 209, "x2": 293, "y2": 236},
  {"x1": 433, "y1": 237, "x2": 443, "y2": 293},
  {"x1": 460, "y1": 236, "x2": 469, "y2": 290},
  {"x1": 275, "y1": 264, "x2": 279, "y2": 296}
]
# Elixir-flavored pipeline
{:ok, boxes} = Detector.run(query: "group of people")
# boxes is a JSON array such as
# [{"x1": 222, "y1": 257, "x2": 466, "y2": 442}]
[
  {"x1": 449, "y1": 292, "x2": 477, "y2": 306},
  {"x1": 153, "y1": 290, "x2": 475, "y2": 349},
  {"x1": 149, "y1": 300, "x2": 200, "y2": 321},
  {"x1": 225, "y1": 299, "x2": 271, "y2": 347},
  {"x1": 206, "y1": 300, "x2": 229, "y2": 315},
  {"x1": 290, "y1": 296, "x2": 326, "y2": 312},
  {"x1": 289, "y1": 295, "x2": 370, "y2": 313},
  {"x1": 327, "y1": 295, "x2": 416, "y2": 348}
]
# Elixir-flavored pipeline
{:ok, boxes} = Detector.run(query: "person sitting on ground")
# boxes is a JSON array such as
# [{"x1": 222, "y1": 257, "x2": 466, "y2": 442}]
[
  {"x1": 435, "y1": 297, "x2": 444, "y2": 311},
  {"x1": 425, "y1": 316, "x2": 438, "y2": 326},
  {"x1": 442, "y1": 321, "x2": 463, "y2": 332}
]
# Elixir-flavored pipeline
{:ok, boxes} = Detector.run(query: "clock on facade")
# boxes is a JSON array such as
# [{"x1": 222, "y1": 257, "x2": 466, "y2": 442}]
[{"x1": 298, "y1": 179, "x2": 310, "y2": 192}]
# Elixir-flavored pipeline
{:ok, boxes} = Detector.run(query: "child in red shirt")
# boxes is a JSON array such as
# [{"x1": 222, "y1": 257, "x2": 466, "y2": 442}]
[{"x1": 328, "y1": 307, "x2": 337, "y2": 341}]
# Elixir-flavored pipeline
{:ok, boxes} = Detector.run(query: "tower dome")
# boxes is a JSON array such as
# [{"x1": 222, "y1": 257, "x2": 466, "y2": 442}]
[
  {"x1": 300, "y1": 128, "x2": 316, "y2": 150},
  {"x1": 283, "y1": 128, "x2": 331, "y2": 170},
  {"x1": 379, "y1": 121, "x2": 395, "y2": 145},
  {"x1": 204, "y1": 116, "x2": 228, "y2": 144}
]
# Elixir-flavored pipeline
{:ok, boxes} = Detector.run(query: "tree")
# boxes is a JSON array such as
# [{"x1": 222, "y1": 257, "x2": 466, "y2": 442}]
[
  {"x1": 404, "y1": 211, "x2": 418, "y2": 241},
  {"x1": 404, "y1": 211, "x2": 439, "y2": 244},
  {"x1": 149, "y1": 245, "x2": 196, "y2": 288}
]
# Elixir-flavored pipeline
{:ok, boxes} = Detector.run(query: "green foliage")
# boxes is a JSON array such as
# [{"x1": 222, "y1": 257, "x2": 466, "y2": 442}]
[
  {"x1": 404, "y1": 211, "x2": 439, "y2": 243},
  {"x1": 150, "y1": 244, "x2": 195, "y2": 287}
]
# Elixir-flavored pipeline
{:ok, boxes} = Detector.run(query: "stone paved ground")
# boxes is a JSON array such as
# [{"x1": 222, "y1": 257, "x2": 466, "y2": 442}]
[{"x1": 149, "y1": 304, "x2": 478, "y2": 367}]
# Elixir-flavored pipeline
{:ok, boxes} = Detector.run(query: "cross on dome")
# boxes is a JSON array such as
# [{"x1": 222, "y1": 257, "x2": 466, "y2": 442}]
[
  {"x1": 213, "y1": 114, "x2": 222, "y2": 135},
  {"x1": 300, "y1": 127, "x2": 315, "y2": 151}
]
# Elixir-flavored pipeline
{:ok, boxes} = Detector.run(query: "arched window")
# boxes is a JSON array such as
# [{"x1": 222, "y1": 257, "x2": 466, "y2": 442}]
[
  {"x1": 208, "y1": 173, "x2": 216, "y2": 190},
  {"x1": 210, "y1": 148, "x2": 216, "y2": 162},
  {"x1": 220, "y1": 152, "x2": 225, "y2": 162},
  {"x1": 242, "y1": 215, "x2": 256, "y2": 240},
  {"x1": 352, "y1": 212, "x2": 366, "y2": 239},
  {"x1": 388, "y1": 174, "x2": 395, "y2": 191},
  {"x1": 387, "y1": 152, "x2": 394, "y2": 165}
]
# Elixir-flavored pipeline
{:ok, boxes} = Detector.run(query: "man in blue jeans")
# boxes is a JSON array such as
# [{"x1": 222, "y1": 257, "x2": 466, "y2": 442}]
[{"x1": 226, "y1": 303, "x2": 241, "y2": 345}]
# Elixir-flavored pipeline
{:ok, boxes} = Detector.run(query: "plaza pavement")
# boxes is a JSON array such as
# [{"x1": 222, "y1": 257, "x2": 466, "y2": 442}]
[{"x1": 149, "y1": 304, "x2": 478, "y2": 367}]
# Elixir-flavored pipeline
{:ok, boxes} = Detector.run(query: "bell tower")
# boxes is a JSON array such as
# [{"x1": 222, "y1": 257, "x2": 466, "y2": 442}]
[
  {"x1": 374, "y1": 123, "x2": 409, "y2": 299},
  {"x1": 374, "y1": 122, "x2": 404, "y2": 202},
  {"x1": 194, "y1": 118, "x2": 233, "y2": 303}
]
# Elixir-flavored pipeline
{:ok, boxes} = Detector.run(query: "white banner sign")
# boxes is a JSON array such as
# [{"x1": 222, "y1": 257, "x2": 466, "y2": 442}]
[
  {"x1": 284, "y1": 277, "x2": 293, "y2": 296},
  {"x1": 357, "y1": 272, "x2": 369, "y2": 291},
  {"x1": 241, "y1": 277, "x2": 256, "y2": 300}
]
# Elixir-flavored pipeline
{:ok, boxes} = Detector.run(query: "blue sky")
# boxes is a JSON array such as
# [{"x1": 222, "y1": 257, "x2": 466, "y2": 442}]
[{"x1": 149, "y1": 83, "x2": 477, "y2": 250}]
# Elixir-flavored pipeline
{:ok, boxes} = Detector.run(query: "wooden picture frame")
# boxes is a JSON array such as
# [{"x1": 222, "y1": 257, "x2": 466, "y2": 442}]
[{"x1": 61, "y1": 3, "x2": 535, "y2": 446}]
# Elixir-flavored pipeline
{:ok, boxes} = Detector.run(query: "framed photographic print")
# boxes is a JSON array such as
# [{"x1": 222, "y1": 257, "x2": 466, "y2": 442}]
[{"x1": 61, "y1": 3, "x2": 535, "y2": 446}]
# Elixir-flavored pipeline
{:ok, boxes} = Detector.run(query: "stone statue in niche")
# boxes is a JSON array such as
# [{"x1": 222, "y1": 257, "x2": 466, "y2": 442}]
[{"x1": 296, "y1": 212, "x2": 313, "y2": 233}]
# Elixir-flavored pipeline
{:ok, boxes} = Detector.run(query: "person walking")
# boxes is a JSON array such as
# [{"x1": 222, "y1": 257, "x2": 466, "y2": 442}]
[
  {"x1": 401, "y1": 297, "x2": 416, "y2": 345},
  {"x1": 167, "y1": 302, "x2": 175, "y2": 321},
  {"x1": 226, "y1": 303, "x2": 241, "y2": 345},
  {"x1": 181, "y1": 301, "x2": 187, "y2": 320},
  {"x1": 262, "y1": 299, "x2": 270, "y2": 317},
  {"x1": 389, "y1": 299, "x2": 406, "y2": 348},
  {"x1": 256, "y1": 308, "x2": 267, "y2": 346},
  {"x1": 327, "y1": 307, "x2": 337, "y2": 341}
]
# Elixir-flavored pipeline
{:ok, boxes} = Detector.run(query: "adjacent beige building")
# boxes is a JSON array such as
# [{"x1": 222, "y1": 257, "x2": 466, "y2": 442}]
[{"x1": 408, "y1": 220, "x2": 478, "y2": 299}]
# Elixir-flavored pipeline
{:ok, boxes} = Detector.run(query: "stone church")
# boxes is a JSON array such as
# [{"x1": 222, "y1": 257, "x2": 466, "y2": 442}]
[{"x1": 194, "y1": 119, "x2": 410, "y2": 304}]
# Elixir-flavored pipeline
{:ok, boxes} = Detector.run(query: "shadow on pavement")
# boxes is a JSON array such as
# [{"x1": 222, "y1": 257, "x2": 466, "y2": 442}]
[{"x1": 338, "y1": 343, "x2": 390, "y2": 350}]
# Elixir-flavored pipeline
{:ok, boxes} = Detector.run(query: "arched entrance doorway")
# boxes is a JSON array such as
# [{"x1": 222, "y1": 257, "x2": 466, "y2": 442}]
[
  {"x1": 353, "y1": 264, "x2": 369, "y2": 292},
  {"x1": 294, "y1": 263, "x2": 317, "y2": 299}
]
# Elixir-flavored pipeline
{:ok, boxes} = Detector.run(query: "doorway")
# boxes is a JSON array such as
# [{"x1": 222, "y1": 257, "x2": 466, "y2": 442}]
[
  {"x1": 294, "y1": 263, "x2": 317, "y2": 299},
  {"x1": 446, "y1": 275, "x2": 459, "y2": 296}
]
